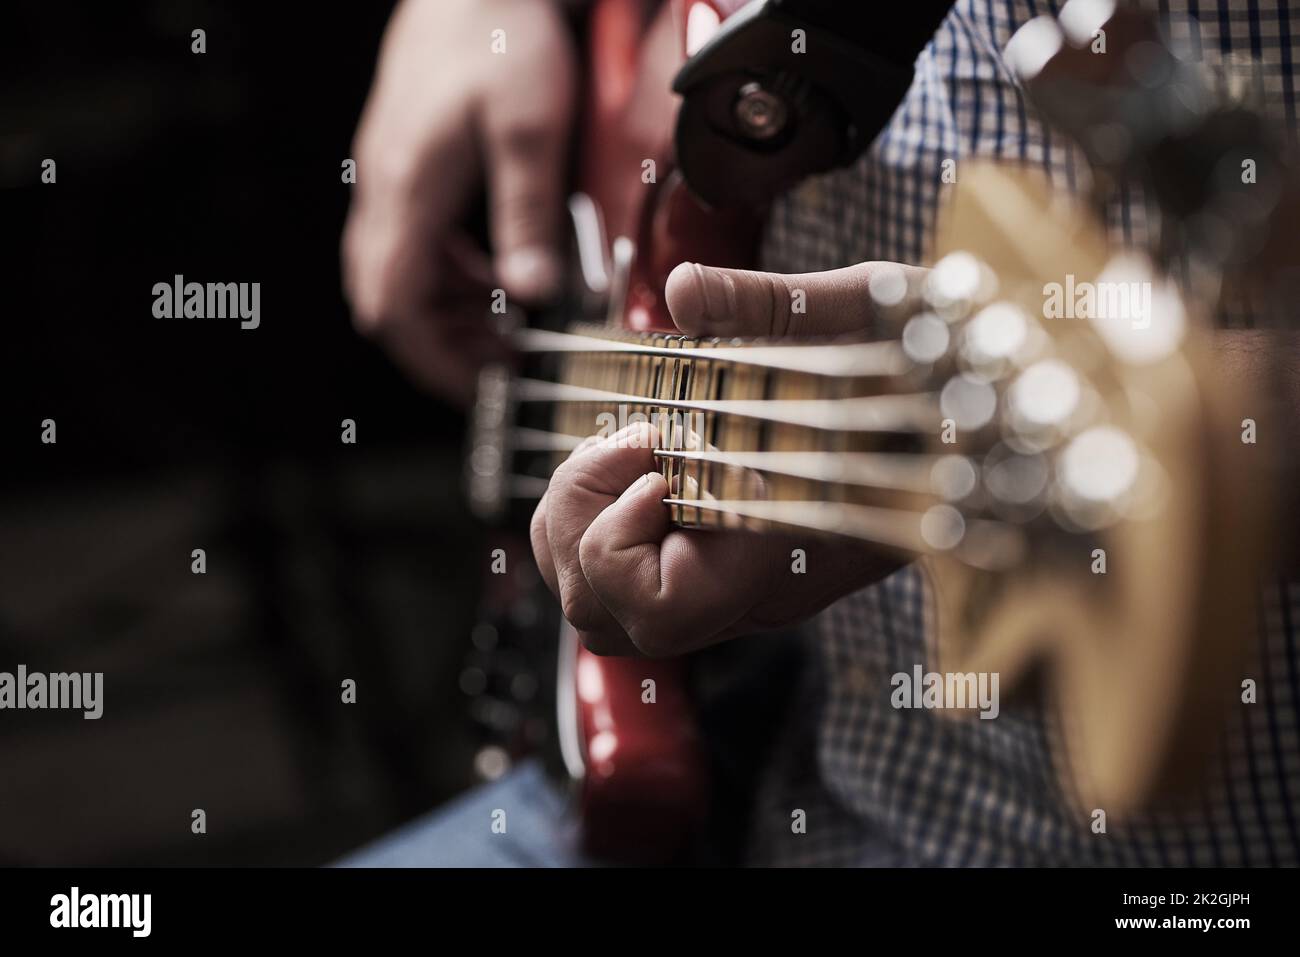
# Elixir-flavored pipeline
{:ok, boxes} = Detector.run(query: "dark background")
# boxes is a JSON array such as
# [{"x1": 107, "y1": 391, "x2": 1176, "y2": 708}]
[{"x1": 0, "y1": 0, "x2": 515, "y2": 864}]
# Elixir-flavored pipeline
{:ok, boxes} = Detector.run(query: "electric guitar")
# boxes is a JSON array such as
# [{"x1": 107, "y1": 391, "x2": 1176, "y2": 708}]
[{"x1": 468, "y1": 0, "x2": 1293, "y2": 861}]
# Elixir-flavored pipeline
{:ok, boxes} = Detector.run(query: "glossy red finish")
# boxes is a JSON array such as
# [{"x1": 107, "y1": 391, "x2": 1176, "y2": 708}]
[
  {"x1": 573, "y1": 648, "x2": 708, "y2": 861},
  {"x1": 570, "y1": 0, "x2": 764, "y2": 862},
  {"x1": 581, "y1": 0, "x2": 762, "y2": 333}
]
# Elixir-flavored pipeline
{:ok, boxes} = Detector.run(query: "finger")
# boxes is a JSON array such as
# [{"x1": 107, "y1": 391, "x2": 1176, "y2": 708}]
[
  {"x1": 529, "y1": 432, "x2": 605, "y2": 599},
  {"x1": 342, "y1": 204, "x2": 434, "y2": 336},
  {"x1": 544, "y1": 424, "x2": 659, "y2": 654},
  {"x1": 343, "y1": 115, "x2": 478, "y2": 333},
  {"x1": 439, "y1": 232, "x2": 497, "y2": 294},
  {"x1": 347, "y1": 230, "x2": 503, "y2": 406},
  {"x1": 481, "y1": 48, "x2": 575, "y2": 303},
  {"x1": 529, "y1": 488, "x2": 558, "y2": 596},
  {"x1": 579, "y1": 491, "x2": 785, "y2": 657},
  {"x1": 664, "y1": 260, "x2": 928, "y2": 339}
]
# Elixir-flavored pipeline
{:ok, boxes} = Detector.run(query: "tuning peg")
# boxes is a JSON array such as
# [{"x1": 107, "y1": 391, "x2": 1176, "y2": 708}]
[
  {"x1": 1003, "y1": 15, "x2": 1063, "y2": 83},
  {"x1": 901, "y1": 312, "x2": 950, "y2": 365},
  {"x1": 925, "y1": 251, "x2": 998, "y2": 322},
  {"x1": 960, "y1": 301, "x2": 1038, "y2": 381},
  {"x1": 1053, "y1": 424, "x2": 1150, "y2": 531}
]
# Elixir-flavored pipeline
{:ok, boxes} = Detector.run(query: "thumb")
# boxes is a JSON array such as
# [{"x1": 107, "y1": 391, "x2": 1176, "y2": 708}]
[{"x1": 664, "y1": 260, "x2": 926, "y2": 339}]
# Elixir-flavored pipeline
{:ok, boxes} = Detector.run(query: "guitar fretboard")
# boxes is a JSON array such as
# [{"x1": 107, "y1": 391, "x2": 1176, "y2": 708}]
[{"x1": 515, "y1": 323, "x2": 946, "y2": 549}]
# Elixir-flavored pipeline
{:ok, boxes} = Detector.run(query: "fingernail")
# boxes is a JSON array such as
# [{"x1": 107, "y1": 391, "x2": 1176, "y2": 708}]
[
  {"x1": 499, "y1": 248, "x2": 562, "y2": 301},
  {"x1": 621, "y1": 471, "x2": 663, "y2": 501}
]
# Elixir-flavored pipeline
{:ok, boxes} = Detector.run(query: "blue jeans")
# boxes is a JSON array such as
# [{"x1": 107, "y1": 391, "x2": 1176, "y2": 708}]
[{"x1": 336, "y1": 760, "x2": 598, "y2": 867}]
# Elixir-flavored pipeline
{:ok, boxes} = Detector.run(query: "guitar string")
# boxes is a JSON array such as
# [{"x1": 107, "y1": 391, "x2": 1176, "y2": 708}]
[
  {"x1": 498, "y1": 328, "x2": 1011, "y2": 561},
  {"x1": 512, "y1": 379, "x2": 939, "y2": 432},
  {"x1": 508, "y1": 431, "x2": 952, "y2": 493},
  {"x1": 497, "y1": 475, "x2": 1021, "y2": 569},
  {"x1": 515, "y1": 327, "x2": 911, "y2": 377},
  {"x1": 497, "y1": 439, "x2": 1022, "y2": 568},
  {"x1": 658, "y1": 498, "x2": 1024, "y2": 570}
]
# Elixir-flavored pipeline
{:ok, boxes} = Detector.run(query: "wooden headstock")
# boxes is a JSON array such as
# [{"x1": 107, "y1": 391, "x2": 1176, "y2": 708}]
[{"x1": 914, "y1": 162, "x2": 1273, "y2": 814}]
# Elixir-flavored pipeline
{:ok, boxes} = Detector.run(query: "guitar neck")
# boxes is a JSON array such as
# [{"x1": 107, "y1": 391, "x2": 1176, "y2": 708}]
[{"x1": 510, "y1": 316, "x2": 1033, "y2": 567}]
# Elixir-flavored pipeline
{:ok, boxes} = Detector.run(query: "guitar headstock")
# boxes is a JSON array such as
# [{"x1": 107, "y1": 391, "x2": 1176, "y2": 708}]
[{"x1": 881, "y1": 160, "x2": 1275, "y2": 814}]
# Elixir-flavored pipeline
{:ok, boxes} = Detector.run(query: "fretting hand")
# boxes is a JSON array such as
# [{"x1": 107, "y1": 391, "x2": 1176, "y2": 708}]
[{"x1": 529, "y1": 260, "x2": 925, "y2": 656}]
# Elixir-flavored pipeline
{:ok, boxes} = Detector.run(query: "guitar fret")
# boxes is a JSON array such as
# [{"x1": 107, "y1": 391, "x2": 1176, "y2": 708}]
[{"x1": 707, "y1": 358, "x2": 726, "y2": 529}]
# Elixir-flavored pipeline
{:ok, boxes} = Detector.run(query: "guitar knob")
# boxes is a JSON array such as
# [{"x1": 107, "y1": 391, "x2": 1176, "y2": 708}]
[{"x1": 733, "y1": 81, "x2": 789, "y2": 141}]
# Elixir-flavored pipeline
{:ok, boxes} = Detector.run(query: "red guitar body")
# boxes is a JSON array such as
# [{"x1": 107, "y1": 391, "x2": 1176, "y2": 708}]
[{"x1": 567, "y1": 0, "x2": 760, "y2": 862}]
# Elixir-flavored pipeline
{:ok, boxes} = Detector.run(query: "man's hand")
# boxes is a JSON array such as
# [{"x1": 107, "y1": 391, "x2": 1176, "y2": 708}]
[
  {"x1": 530, "y1": 260, "x2": 925, "y2": 656},
  {"x1": 342, "y1": 0, "x2": 576, "y2": 403}
]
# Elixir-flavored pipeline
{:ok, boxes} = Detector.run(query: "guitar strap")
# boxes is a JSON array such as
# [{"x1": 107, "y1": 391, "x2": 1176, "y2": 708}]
[
  {"x1": 774, "y1": 0, "x2": 956, "y2": 62},
  {"x1": 673, "y1": 0, "x2": 957, "y2": 208}
]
